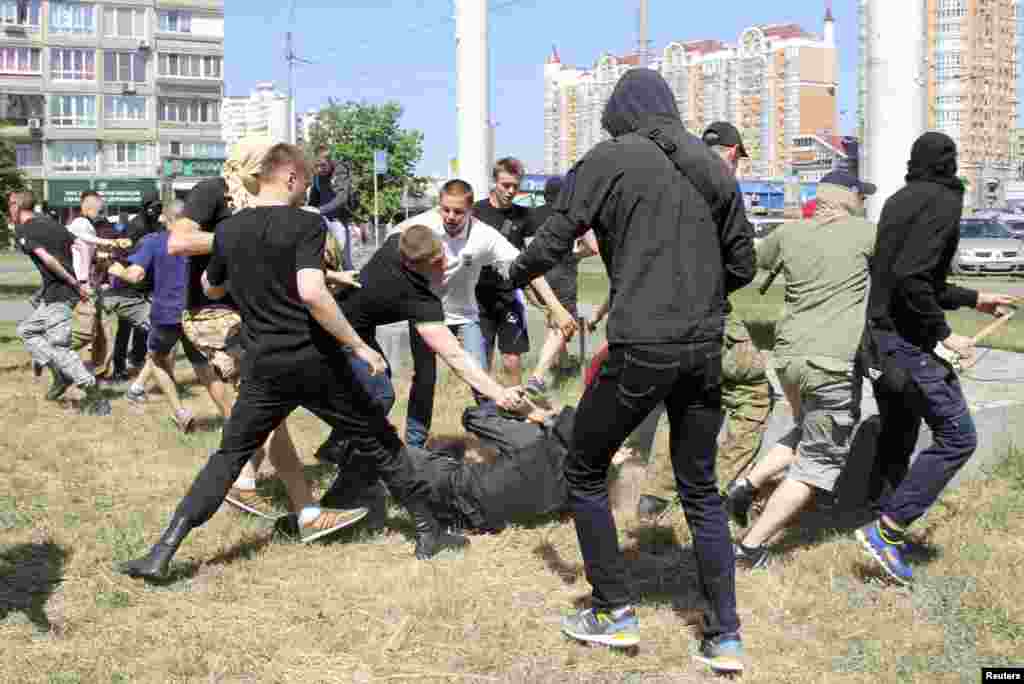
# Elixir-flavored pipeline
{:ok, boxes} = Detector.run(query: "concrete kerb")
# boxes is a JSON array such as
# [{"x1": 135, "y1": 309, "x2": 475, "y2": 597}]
[{"x1": 377, "y1": 308, "x2": 1023, "y2": 502}]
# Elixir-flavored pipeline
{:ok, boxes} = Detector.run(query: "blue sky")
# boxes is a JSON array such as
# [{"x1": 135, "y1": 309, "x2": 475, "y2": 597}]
[{"x1": 225, "y1": 0, "x2": 865, "y2": 175}]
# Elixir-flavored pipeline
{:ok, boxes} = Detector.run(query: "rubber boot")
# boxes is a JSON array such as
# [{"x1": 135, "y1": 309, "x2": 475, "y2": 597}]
[
  {"x1": 407, "y1": 499, "x2": 469, "y2": 560},
  {"x1": 118, "y1": 515, "x2": 193, "y2": 581}
]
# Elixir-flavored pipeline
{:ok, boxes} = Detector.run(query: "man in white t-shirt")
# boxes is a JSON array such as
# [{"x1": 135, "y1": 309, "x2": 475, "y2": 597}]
[{"x1": 394, "y1": 179, "x2": 576, "y2": 448}]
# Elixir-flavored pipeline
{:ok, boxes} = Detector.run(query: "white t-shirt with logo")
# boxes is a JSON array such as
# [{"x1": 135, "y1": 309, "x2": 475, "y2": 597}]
[{"x1": 394, "y1": 208, "x2": 521, "y2": 325}]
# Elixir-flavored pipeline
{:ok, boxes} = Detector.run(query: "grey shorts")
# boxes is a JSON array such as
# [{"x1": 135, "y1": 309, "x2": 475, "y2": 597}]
[{"x1": 776, "y1": 357, "x2": 858, "y2": 493}]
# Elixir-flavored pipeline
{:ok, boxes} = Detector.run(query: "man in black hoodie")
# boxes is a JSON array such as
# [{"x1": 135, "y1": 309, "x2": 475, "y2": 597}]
[
  {"x1": 506, "y1": 69, "x2": 754, "y2": 674},
  {"x1": 856, "y1": 132, "x2": 1016, "y2": 586}
]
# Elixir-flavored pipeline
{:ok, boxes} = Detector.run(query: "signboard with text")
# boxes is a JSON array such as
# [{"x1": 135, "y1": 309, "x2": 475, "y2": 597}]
[
  {"x1": 48, "y1": 179, "x2": 158, "y2": 207},
  {"x1": 163, "y1": 158, "x2": 225, "y2": 178}
]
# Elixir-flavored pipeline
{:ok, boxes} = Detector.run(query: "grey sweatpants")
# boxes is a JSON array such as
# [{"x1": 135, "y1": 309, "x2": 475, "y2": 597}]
[{"x1": 17, "y1": 301, "x2": 95, "y2": 388}]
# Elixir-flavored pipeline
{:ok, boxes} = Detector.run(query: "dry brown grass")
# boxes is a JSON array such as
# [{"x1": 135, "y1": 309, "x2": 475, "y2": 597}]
[{"x1": 1, "y1": 343, "x2": 1022, "y2": 684}]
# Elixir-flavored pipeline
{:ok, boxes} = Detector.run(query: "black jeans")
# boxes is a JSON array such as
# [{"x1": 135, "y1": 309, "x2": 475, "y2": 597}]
[
  {"x1": 870, "y1": 331, "x2": 978, "y2": 527},
  {"x1": 113, "y1": 321, "x2": 148, "y2": 373},
  {"x1": 171, "y1": 355, "x2": 429, "y2": 528},
  {"x1": 569, "y1": 342, "x2": 739, "y2": 638}
]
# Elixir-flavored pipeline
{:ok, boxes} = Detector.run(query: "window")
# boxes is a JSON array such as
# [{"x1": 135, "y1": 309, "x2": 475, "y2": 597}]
[
  {"x1": 0, "y1": 0, "x2": 41, "y2": 26},
  {"x1": 0, "y1": 93, "x2": 43, "y2": 124},
  {"x1": 104, "y1": 95, "x2": 146, "y2": 121},
  {"x1": 158, "y1": 53, "x2": 221, "y2": 79},
  {"x1": 49, "y1": 141, "x2": 97, "y2": 172},
  {"x1": 49, "y1": 1, "x2": 95, "y2": 34},
  {"x1": 51, "y1": 48, "x2": 95, "y2": 81},
  {"x1": 0, "y1": 47, "x2": 40, "y2": 74},
  {"x1": 50, "y1": 95, "x2": 97, "y2": 127},
  {"x1": 162, "y1": 140, "x2": 226, "y2": 157},
  {"x1": 103, "y1": 52, "x2": 145, "y2": 83},
  {"x1": 159, "y1": 98, "x2": 219, "y2": 124},
  {"x1": 103, "y1": 6, "x2": 145, "y2": 37},
  {"x1": 158, "y1": 10, "x2": 190, "y2": 33},
  {"x1": 105, "y1": 142, "x2": 152, "y2": 171},
  {"x1": 15, "y1": 142, "x2": 42, "y2": 167}
]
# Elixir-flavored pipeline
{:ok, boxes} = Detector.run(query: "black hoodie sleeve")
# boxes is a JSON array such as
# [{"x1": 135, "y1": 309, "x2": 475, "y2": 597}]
[
  {"x1": 717, "y1": 184, "x2": 756, "y2": 294},
  {"x1": 888, "y1": 204, "x2": 973, "y2": 342},
  {"x1": 507, "y1": 157, "x2": 607, "y2": 288}
]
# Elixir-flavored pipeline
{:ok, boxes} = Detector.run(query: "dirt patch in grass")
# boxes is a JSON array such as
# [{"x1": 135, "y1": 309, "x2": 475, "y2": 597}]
[{"x1": 1, "y1": 343, "x2": 1023, "y2": 682}]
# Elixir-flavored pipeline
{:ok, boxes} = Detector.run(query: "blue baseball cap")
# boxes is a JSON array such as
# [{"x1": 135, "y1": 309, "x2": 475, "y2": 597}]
[{"x1": 820, "y1": 170, "x2": 876, "y2": 196}]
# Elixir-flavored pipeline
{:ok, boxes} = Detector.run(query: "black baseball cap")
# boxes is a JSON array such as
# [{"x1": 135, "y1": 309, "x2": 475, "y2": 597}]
[
  {"x1": 702, "y1": 122, "x2": 749, "y2": 159},
  {"x1": 820, "y1": 169, "x2": 877, "y2": 196}
]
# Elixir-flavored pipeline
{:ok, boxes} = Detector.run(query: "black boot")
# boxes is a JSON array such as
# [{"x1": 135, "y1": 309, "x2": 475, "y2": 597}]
[
  {"x1": 118, "y1": 515, "x2": 193, "y2": 581},
  {"x1": 407, "y1": 500, "x2": 469, "y2": 560}
]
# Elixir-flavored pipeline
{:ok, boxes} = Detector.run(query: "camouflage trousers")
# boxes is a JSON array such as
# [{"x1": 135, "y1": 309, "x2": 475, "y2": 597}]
[
  {"x1": 181, "y1": 306, "x2": 244, "y2": 383},
  {"x1": 625, "y1": 379, "x2": 774, "y2": 498}
]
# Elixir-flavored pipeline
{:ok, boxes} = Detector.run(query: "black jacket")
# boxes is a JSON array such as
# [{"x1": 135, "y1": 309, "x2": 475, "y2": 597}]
[
  {"x1": 866, "y1": 132, "x2": 977, "y2": 349},
  {"x1": 508, "y1": 69, "x2": 755, "y2": 345}
]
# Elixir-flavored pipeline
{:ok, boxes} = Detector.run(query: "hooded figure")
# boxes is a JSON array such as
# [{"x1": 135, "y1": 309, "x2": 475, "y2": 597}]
[
  {"x1": 503, "y1": 68, "x2": 752, "y2": 669},
  {"x1": 125, "y1": 190, "x2": 164, "y2": 243},
  {"x1": 866, "y1": 131, "x2": 973, "y2": 350}
]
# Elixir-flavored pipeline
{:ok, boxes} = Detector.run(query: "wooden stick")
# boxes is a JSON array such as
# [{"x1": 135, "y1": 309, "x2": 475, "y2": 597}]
[{"x1": 971, "y1": 309, "x2": 1016, "y2": 344}]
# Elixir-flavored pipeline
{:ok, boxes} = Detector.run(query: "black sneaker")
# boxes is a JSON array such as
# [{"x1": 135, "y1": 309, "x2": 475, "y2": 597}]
[
  {"x1": 32, "y1": 361, "x2": 43, "y2": 378},
  {"x1": 734, "y1": 543, "x2": 771, "y2": 570},
  {"x1": 724, "y1": 478, "x2": 756, "y2": 528},
  {"x1": 45, "y1": 368, "x2": 73, "y2": 401}
]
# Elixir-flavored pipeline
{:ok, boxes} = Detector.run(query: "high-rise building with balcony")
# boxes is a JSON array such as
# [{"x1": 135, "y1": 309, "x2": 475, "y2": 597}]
[
  {"x1": 543, "y1": 12, "x2": 838, "y2": 179},
  {"x1": 0, "y1": 0, "x2": 225, "y2": 218},
  {"x1": 858, "y1": 0, "x2": 1018, "y2": 208},
  {"x1": 221, "y1": 81, "x2": 291, "y2": 147}
]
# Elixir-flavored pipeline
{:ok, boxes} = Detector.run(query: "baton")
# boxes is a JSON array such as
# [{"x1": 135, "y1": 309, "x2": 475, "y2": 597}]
[{"x1": 759, "y1": 261, "x2": 784, "y2": 296}]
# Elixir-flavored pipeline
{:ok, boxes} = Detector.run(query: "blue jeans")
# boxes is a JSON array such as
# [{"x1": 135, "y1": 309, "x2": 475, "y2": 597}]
[
  {"x1": 406, "y1": 320, "x2": 489, "y2": 448},
  {"x1": 570, "y1": 342, "x2": 739, "y2": 638},
  {"x1": 872, "y1": 331, "x2": 977, "y2": 527},
  {"x1": 346, "y1": 348, "x2": 396, "y2": 415}
]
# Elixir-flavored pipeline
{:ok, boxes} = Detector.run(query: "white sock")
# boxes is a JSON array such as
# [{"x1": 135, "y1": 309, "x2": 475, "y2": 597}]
[
  {"x1": 129, "y1": 383, "x2": 144, "y2": 394},
  {"x1": 299, "y1": 506, "x2": 322, "y2": 525},
  {"x1": 234, "y1": 477, "x2": 256, "y2": 490}
]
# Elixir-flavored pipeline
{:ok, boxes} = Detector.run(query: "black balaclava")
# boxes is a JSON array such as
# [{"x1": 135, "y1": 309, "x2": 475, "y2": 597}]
[
  {"x1": 600, "y1": 68, "x2": 681, "y2": 137},
  {"x1": 543, "y1": 176, "x2": 563, "y2": 205},
  {"x1": 906, "y1": 131, "x2": 964, "y2": 192}
]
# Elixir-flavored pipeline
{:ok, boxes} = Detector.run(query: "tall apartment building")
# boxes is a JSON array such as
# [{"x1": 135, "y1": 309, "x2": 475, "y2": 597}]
[
  {"x1": 543, "y1": 12, "x2": 838, "y2": 178},
  {"x1": 221, "y1": 81, "x2": 291, "y2": 147},
  {"x1": 0, "y1": 0, "x2": 225, "y2": 218},
  {"x1": 858, "y1": 0, "x2": 1019, "y2": 207}
]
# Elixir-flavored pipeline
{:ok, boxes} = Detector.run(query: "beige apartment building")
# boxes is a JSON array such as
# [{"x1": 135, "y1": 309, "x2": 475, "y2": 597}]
[
  {"x1": 0, "y1": 0, "x2": 225, "y2": 219},
  {"x1": 543, "y1": 11, "x2": 839, "y2": 179}
]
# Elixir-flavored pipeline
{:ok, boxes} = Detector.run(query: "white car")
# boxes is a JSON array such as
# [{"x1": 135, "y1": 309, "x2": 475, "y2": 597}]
[{"x1": 953, "y1": 219, "x2": 1024, "y2": 276}]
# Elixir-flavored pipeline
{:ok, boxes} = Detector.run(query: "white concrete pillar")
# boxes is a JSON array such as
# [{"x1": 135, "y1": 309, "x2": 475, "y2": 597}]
[
  {"x1": 863, "y1": 0, "x2": 927, "y2": 221},
  {"x1": 455, "y1": 0, "x2": 491, "y2": 201}
]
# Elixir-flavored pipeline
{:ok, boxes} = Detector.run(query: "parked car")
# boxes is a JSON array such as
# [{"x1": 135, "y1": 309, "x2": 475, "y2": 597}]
[
  {"x1": 953, "y1": 219, "x2": 1024, "y2": 276},
  {"x1": 1003, "y1": 219, "x2": 1024, "y2": 240}
]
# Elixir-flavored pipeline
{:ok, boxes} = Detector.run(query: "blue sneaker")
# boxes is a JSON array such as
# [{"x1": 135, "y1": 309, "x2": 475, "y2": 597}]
[
  {"x1": 560, "y1": 606, "x2": 639, "y2": 648},
  {"x1": 855, "y1": 521, "x2": 913, "y2": 585},
  {"x1": 694, "y1": 633, "x2": 745, "y2": 674}
]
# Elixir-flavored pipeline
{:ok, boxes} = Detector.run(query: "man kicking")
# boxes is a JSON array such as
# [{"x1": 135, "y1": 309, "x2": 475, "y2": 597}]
[{"x1": 119, "y1": 145, "x2": 469, "y2": 582}]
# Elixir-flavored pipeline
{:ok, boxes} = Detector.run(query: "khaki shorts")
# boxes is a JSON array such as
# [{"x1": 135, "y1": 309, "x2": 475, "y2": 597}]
[
  {"x1": 181, "y1": 306, "x2": 244, "y2": 383},
  {"x1": 776, "y1": 356, "x2": 858, "y2": 493}
]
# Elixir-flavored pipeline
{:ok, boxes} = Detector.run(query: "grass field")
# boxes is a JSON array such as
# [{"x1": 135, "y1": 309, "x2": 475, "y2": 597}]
[{"x1": 1, "y1": 320, "x2": 1024, "y2": 682}]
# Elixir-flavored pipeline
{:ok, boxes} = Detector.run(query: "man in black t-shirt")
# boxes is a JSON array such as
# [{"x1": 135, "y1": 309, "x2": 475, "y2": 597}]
[
  {"x1": 318, "y1": 225, "x2": 530, "y2": 513},
  {"x1": 120, "y1": 145, "x2": 473, "y2": 582},
  {"x1": 12, "y1": 190, "x2": 110, "y2": 415},
  {"x1": 472, "y1": 158, "x2": 537, "y2": 385}
]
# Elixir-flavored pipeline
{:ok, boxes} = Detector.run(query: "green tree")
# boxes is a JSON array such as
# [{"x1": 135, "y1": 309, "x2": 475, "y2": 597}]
[
  {"x1": 0, "y1": 135, "x2": 26, "y2": 250},
  {"x1": 306, "y1": 101, "x2": 424, "y2": 225}
]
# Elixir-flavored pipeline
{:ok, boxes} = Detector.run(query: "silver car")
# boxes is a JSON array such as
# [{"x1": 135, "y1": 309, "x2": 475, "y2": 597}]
[{"x1": 953, "y1": 219, "x2": 1024, "y2": 276}]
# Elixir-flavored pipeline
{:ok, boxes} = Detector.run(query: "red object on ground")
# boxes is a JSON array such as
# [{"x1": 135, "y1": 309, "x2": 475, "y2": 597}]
[
  {"x1": 585, "y1": 341, "x2": 610, "y2": 389},
  {"x1": 802, "y1": 199, "x2": 817, "y2": 219}
]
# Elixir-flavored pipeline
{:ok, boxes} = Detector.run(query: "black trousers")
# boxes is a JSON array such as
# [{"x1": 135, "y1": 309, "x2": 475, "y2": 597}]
[
  {"x1": 569, "y1": 342, "x2": 739, "y2": 637},
  {"x1": 172, "y1": 355, "x2": 429, "y2": 528}
]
